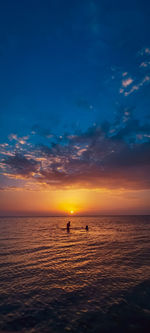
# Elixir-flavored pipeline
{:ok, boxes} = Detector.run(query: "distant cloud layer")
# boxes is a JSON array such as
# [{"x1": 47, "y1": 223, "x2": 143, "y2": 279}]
[{"x1": 0, "y1": 109, "x2": 150, "y2": 191}]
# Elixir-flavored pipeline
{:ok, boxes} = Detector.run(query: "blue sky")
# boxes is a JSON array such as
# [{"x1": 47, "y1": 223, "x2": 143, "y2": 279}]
[
  {"x1": 0, "y1": 0, "x2": 150, "y2": 140},
  {"x1": 0, "y1": 0, "x2": 150, "y2": 212}
]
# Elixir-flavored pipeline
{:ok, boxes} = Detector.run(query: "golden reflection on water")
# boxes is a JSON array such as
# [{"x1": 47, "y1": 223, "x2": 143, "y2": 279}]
[{"x1": 0, "y1": 216, "x2": 150, "y2": 332}]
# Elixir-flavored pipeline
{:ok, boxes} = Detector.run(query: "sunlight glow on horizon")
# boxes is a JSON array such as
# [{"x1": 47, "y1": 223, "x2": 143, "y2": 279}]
[{"x1": 0, "y1": 187, "x2": 150, "y2": 216}]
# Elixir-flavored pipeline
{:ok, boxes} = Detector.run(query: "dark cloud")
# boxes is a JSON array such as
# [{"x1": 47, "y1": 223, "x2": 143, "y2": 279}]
[
  {"x1": 105, "y1": 141, "x2": 150, "y2": 167},
  {"x1": 1, "y1": 112, "x2": 150, "y2": 190},
  {"x1": 4, "y1": 154, "x2": 39, "y2": 176}
]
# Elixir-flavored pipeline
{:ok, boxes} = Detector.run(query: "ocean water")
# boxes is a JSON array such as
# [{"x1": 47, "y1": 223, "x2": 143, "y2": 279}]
[{"x1": 0, "y1": 216, "x2": 150, "y2": 333}]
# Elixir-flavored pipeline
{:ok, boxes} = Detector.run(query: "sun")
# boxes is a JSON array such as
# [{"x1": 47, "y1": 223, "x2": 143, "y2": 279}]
[{"x1": 70, "y1": 210, "x2": 74, "y2": 214}]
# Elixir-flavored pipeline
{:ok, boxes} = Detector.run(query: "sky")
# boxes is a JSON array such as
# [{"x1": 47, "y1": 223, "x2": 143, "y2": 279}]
[{"x1": 0, "y1": 0, "x2": 150, "y2": 215}]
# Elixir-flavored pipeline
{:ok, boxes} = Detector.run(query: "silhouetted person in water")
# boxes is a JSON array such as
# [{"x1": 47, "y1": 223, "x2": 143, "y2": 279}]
[
  {"x1": 85, "y1": 225, "x2": 89, "y2": 231},
  {"x1": 67, "y1": 221, "x2": 70, "y2": 232}
]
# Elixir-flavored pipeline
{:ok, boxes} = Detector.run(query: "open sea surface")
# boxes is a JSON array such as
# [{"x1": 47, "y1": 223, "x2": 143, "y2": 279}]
[{"x1": 0, "y1": 216, "x2": 150, "y2": 332}]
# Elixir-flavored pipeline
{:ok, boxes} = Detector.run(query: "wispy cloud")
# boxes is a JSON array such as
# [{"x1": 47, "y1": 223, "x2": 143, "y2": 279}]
[
  {"x1": 119, "y1": 47, "x2": 150, "y2": 97},
  {"x1": 124, "y1": 76, "x2": 150, "y2": 96},
  {"x1": 138, "y1": 47, "x2": 150, "y2": 56},
  {"x1": 122, "y1": 72, "x2": 128, "y2": 77},
  {"x1": 9, "y1": 134, "x2": 29, "y2": 145},
  {"x1": 139, "y1": 61, "x2": 150, "y2": 68},
  {"x1": 122, "y1": 78, "x2": 133, "y2": 88}
]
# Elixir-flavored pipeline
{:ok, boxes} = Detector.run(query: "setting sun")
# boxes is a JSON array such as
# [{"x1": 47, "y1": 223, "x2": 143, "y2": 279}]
[{"x1": 70, "y1": 210, "x2": 74, "y2": 214}]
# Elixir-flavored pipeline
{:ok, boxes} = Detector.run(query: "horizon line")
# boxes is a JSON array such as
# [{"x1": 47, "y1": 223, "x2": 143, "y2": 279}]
[{"x1": 0, "y1": 214, "x2": 150, "y2": 218}]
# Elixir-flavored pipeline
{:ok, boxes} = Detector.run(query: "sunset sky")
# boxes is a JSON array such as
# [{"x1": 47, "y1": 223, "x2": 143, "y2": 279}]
[{"x1": 0, "y1": 0, "x2": 150, "y2": 215}]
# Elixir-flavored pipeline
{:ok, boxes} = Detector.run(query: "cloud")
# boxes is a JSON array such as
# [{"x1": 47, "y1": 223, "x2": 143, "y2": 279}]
[
  {"x1": 1, "y1": 110, "x2": 150, "y2": 191},
  {"x1": 139, "y1": 61, "x2": 150, "y2": 68},
  {"x1": 124, "y1": 76, "x2": 150, "y2": 96},
  {"x1": 8, "y1": 134, "x2": 29, "y2": 145},
  {"x1": 4, "y1": 154, "x2": 39, "y2": 176},
  {"x1": 119, "y1": 47, "x2": 150, "y2": 97},
  {"x1": 122, "y1": 78, "x2": 133, "y2": 87},
  {"x1": 138, "y1": 47, "x2": 150, "y2": 56}
]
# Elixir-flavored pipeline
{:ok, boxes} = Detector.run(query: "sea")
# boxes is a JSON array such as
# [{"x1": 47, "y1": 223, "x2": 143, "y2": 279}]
[{"x1": 0, "y1": 216, "x2": 150, "y2": 332}]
